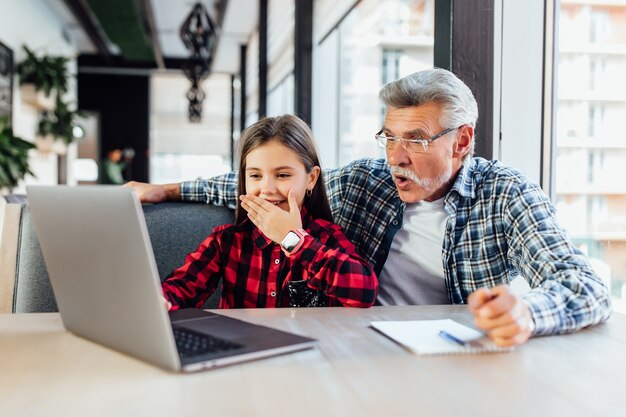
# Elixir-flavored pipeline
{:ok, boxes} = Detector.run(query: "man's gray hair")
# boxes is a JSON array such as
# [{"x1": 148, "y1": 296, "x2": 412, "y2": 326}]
[{"x1": 379, "y1": 68, "x2": 479, "y2": 158}]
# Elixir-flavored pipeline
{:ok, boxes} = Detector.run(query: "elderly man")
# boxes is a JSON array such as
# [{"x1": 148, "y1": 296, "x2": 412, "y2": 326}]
[{"x1": 128, "y1": 68, "x2": 611, "y2": 346}]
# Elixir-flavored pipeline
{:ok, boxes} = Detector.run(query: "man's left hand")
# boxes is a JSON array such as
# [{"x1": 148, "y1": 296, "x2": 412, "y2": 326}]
[{"x1": 467, "y1": 285, "x2": 534, "y2": 347}]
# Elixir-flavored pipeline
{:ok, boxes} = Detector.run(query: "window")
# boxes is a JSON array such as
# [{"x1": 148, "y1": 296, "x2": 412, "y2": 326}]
[
  {"x1": 267, "y1": 0, "x2": 295, "y2": 117},
  {"x1": 314, "y1": 0, "x2": 435, "y2": 167},
  {"x1": 338, "y1": 0, "x2": 435, "y2": 165},
  {"x1": 267, "y1": 73, "x2": 294, "y2": 116},
  {"x1": 553, "y1": 1, "x2": 626, "y2": 312},
  {"x1": 150, "y1": 154, "x2": 231, "y2": 185},
  {"x1": 590, "y1": 9, "x2": 610, "y2": 43},
  {"x1": 149, "y1": 73, "x2": 232, "y2": 183},
  {"x1": 589, "y1": 57, "x2": 606, "y2": 90},
  {"x1": 382, "y1": 49, "x2": 402, "y2": 85},
  {"x1": 588, "y1": 104, "x2": 605, "y2": 138}
]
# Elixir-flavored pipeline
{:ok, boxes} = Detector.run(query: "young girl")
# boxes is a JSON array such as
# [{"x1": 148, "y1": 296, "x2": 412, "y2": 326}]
[{"x1": 162, "y1": 115, "x2": 378, "y2": 309}]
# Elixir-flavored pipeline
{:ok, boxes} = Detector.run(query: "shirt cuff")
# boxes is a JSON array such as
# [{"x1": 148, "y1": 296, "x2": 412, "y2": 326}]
[
  {"x1": 522, "y1": 299, "x2": 536, "y2": 336},
  {"x1": 522, "y1": 291, "x2": 556, "y2": 336},
  {"x1": 180, "y1": 180, "x2": 205, "y2": 202}
]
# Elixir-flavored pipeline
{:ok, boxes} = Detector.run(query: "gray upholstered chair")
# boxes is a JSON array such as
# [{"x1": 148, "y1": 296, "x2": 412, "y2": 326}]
[{"x1": 10, "y1": 201, "x2": 234, "y2": 313}]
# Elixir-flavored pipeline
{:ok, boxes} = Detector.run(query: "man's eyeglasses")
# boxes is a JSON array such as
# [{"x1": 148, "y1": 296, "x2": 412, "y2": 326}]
[{"x1": 375, "y1": 127, "x2": 457, "y2": 153}]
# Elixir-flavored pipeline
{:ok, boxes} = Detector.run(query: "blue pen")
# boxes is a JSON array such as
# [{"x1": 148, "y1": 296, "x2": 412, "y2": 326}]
[{"x1": 438, "y1": 330, "x2": 466, "y2": 346}]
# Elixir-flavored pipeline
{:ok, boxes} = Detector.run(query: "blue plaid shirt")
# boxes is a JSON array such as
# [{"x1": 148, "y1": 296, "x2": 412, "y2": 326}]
[{"x1": 181, "y1": 157, "x2": 611, "y2": 336}]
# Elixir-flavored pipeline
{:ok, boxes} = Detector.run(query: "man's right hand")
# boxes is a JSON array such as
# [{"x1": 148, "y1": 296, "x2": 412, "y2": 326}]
[
  {"x1": 124, "y1": 181, "x2": 181, "y2": 203},
  {"x1": 468, "y1": 285, "x2": 534, "y2": 347}
]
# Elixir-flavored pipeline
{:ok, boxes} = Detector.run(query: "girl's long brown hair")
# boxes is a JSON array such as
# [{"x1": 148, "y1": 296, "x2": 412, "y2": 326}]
[{"x1": 235, "y1": 115, "x2": 333, "y2": 224}]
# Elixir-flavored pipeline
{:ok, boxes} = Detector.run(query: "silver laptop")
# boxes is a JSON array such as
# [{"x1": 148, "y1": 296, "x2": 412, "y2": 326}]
[{"x1": 27, "y1": 186, "x2": 317, "y2": 372}]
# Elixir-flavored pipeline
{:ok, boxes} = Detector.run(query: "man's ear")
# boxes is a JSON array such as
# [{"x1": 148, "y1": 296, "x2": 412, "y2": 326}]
[{"x1": 453, "y1": 125, "x2": 474, "y2": 159}]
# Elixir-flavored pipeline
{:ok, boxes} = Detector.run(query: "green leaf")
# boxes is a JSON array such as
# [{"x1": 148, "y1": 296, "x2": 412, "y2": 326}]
[
  {"x1": 17, "y1": 45, "x2": 70, "y2": 97},
  {"x1": 0, "y1": 166, "x2": 13, "y2": 188},
  {"x1": 0, "y1": 115, "x2": 36, "y2": 188}
]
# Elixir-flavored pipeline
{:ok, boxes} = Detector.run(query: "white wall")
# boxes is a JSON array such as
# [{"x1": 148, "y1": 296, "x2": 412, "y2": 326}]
[
  {"x1": 0, "y1": 0, "x2": 80, "y2": 191},
  {"x1": 495, "y1": 0, "x2": 545, "y2": 184}
]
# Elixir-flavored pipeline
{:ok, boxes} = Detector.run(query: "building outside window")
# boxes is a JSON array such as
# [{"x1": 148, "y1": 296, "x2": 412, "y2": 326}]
[
  {"x1": 554, "y1": 0, "x2": 626, "y2": 312},
  {"x1": 336, "y1": 0, "x2": 435, "y2": 165}
]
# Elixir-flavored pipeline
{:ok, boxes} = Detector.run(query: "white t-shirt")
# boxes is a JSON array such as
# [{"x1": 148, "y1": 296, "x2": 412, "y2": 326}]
[{"x1": 376, "y1": 198, "x2": 449, "y2": 305}]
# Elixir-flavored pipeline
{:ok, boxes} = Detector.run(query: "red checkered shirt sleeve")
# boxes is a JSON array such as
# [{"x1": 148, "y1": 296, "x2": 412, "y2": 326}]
[
  {"x1": 161, "y1": 230, "x2": 224, "y2": 310},
  {"x1": 290, "y1": 220, "x2": 378, "y2": 308}
]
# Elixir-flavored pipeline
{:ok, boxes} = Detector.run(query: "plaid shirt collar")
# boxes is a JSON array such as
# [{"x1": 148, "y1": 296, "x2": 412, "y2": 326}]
[{"x1": 447, "y1": 157, "x2": 477, "y2": 201}]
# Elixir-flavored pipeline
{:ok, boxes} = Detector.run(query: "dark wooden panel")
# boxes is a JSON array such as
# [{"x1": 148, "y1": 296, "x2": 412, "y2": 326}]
[
  {"x1": 230, "y1": 74, "x2": 235, "y2": 169},
  {"x1": 258, "y1": 0, "x2": 268, "y2": 118},
  {"x1": 434, "y1": 0, "x2": 453, "y2": 71},
  {"x1": 451, "y1": 0, "x2": 494, "y2": 159},
  {"x1": 240, "y1": 44, "x2": 247, "y2": 131},
  {"x1": 435, "y1": 0, "x2": 495, "y2": 159},
  {"x1": 295, "y1": 0, "x2": 313, "y2": 125}
]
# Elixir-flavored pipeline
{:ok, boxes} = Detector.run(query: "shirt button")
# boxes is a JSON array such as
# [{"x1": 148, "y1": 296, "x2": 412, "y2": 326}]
[
  {"x1": 274, "y1": 259, "x2": 280, "y2": 265},
  {"x1": 381, "y1": 250, "x2": 386, "y2": 255},
  {"x1": 392, "y1": 220, "x2": 399, "y2": 226},
  {"x1": 270, "y1": 291, "x2": 276, "y2": 297}
]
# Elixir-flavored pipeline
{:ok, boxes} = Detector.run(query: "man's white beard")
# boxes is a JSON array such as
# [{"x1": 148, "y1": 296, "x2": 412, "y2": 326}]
[{"x1": 389, "y1": 164, "x2": 453, "y2": 192}]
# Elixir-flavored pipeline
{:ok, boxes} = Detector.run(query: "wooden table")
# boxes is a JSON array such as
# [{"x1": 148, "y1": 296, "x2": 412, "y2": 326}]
[{"x1": 1, "y1": 305, "x2": 624, "y2": 417}]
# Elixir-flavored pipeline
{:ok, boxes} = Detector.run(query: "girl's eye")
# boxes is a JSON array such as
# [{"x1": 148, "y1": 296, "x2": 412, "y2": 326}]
[
  {"x1": 277, "y1": 173, "x2": 291, "y2": 178},
  {"x1": 248, "y1": 174, "x2": 261, "y2": 179}
]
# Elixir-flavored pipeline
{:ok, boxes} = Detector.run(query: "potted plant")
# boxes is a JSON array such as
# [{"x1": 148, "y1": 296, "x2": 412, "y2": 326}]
[
  {"x1": 16, "y1": 46, "x2": 69, "y2": 110},
  {"x1": 0, "y1": 116, "x2": 36, "y2": 193},
  {"x1": 35, "y1": 110, "x2": 55, "y2": 154},
  {"x1": 36, "y1": 97, "x2": 83, "y2": 155}
]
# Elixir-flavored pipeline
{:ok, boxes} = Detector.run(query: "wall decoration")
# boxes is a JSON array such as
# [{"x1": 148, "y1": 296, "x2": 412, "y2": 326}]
[{"x1": 180, "y1": 2, "x2": 217, "y2": 123}]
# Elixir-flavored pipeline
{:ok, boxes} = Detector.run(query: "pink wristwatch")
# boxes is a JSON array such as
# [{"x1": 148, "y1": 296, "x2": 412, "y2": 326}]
[{"x1": 280, "y1": 228, "x2": 309, "y2": 256}]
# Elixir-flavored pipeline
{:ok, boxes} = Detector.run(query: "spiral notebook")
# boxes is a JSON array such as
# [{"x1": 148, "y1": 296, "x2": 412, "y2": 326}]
[{"x1": 371, "y1": 319, "x2": 513, "y2": 356}]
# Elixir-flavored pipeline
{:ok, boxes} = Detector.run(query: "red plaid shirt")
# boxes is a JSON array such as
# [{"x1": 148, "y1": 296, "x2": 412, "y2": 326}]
[{"x1": 162, "y1": 211, "x2": 378, "y2": 309}]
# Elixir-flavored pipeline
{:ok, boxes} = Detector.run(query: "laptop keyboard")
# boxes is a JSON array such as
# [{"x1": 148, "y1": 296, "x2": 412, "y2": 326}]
[{"x1": 173, "y1": 327, "x2": 243, "y2": 358}]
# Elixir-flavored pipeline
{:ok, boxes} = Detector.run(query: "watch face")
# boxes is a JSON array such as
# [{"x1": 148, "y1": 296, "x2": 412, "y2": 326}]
[{"x1": 281, "y1": 231, "x2": 301, "y2": 252}]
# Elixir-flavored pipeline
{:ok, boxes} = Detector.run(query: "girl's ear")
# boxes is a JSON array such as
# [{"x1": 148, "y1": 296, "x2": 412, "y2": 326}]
[{"x1": 307, "y1": 166, "x2": 321, "y2": 191}]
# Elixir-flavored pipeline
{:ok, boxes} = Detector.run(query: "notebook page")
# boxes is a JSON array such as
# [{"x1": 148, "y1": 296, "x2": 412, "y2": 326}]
[{"x1": 371, "y1": 319, "x2": 513, "y2": 355}]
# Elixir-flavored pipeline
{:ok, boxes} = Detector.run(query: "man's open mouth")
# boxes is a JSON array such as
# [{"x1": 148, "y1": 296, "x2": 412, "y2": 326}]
[{"x1": 393, "y1": 174, "x2": 411, "y2": 186}]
